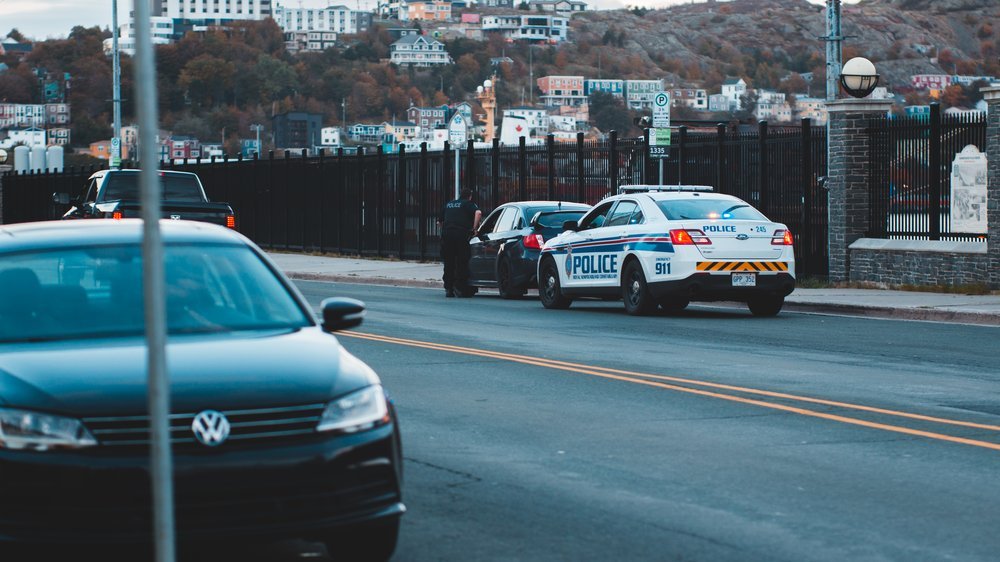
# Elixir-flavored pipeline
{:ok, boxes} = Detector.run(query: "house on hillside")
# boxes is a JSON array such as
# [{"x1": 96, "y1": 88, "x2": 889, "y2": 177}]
[
  {"x1": 403, "y1": 0, "x2": 452, "y2": 22},
  {"x1": 721, "y1": 77, "x2": 747, "y2": 111},
  {"x1": 273, "y1": 112, "x2": 323, "y2": 150},
  {"x1": 537, "y1": 76, "x2": 586, "y2": 107},
  {"x1": 792, "y1": 97, "x2": 827, "y2": 125},
  {"x1": 670, "y1": 88, "x2": 707, "y2": 110},
  {"x1": 0, "y1": 35, "x2": 33, "y2": 60},
  {"x1": 407, "y1": 105, "x2": 449, "y2": 133},
  {"x1": 349, "y1": 123, "x2": 388, "y2": 144},
  {"x1": 529, "y1": 0, "x2": 587, "y2": 16},
  {"x1": 481, "y1": 14, "x2": 568, "y2": 43},
  {"x1": 585, "y1": 79, "x2": 624, "y2": 98},
  {"x1": 384, "y1": 121, "x2": 420, "y2": 143},
  {"x1": 389, "y1": 35, "x2": 453, "y2": 66},
  {"x1": 503, "y1": 107, "x2": 549, "y2": 139},
  {"x1": 753, "y1": 90, "x2": 792, "y2": 122},
  {"x1": 624, "y1": 80, "x2": 662, "y2": 110}
]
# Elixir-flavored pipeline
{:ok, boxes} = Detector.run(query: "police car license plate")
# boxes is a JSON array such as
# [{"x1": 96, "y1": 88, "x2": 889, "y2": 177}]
[{"x1": 731, "y1": 273, "x2": 756, "y2": 287}]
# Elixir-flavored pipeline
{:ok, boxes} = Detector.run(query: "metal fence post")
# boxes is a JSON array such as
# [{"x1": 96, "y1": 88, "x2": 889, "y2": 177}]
[
  {"x1": 609, "y1": 130, "x2": 619, "y2": 194},
  {"x1": 677, "y1": 126, "x2": 687, "y2": 185},
  {"x1": 518, "y1": 136, "x2": 527, "y2": 201},
  {"x1": 300, "y1": 149, "x2": 307, "y2": 251},
  {"x1": 267, "y1": 150, "x2": 274, "y2": 249},
  {"x1": 716, "y1": 123, "x2": 726, "y2": 192},
  {"x1": 376, "y1": 146, "x2": 384, "y2": 257},
  {"x1": 929, "y1": 102, "x2": 941, "y2": 240},
  {"x1": 576, "y1": 132, "x2": 585, "y2": 203},
  {"x1": 419, "y1": 142, "x2": 428, "y2": 260},
  {"x1": 357, "y1": 146, "x2": 365, "y2": 256},
  {"x1": 801, "y1": 118, "x2": 813, "y2": 277},
  {"x1": 491, "y1": 138, "x2": 500, "y2": 208},
  {"x1": 318, "y1": 149, "x2": 325, "y2": 253},
  {"x1": 284, "y1": 150, "x2": 291, "y2": 249},
  {"x1": 758, "y1": 121, "x2": 768, "y2": 214},
  {"x1": 466, "y1": 139, "x2": 476, "y2": 197},
  {"x1": 547, "y1": 133, "x2": 555, "y2": 200},
  {"x1": 337, "y1": 147, "x2": 344, "y2": 254},
  {"x1": 397, "y1": 145, "x2": 407, "y2": 258}
]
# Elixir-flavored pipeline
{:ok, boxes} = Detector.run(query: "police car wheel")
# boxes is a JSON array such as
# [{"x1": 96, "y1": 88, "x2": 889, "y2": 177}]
[
  {"x1": 497, "y1": 259, "x2": 525, "y2": 300},
  {"x1": 621, "y1": 260, "x2": 656, "y2": 316},
  {"x1": 748, "y1": 295, "x2": 784, "y2": 317},
  {"x1": 538, "y1": 259, "x2": 572, "y2": 309},
  {"x1": 659, "y1": 298, "x2": 689, "y2": 314}
]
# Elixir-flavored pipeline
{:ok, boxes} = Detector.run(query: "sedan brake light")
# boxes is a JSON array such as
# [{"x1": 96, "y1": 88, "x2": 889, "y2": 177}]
[
  {"x1": 772, "y1": 229, "x2": 793, "y2": 245},
  {"x1": 226, "y1": 215, "x2": 236, "y2": 229},
  {"x1": 522, "y1": 233, "x2": 544, "y2": 250},
  {"x1": 669, "y1": 229, "x2": 711, "y2": 245}
]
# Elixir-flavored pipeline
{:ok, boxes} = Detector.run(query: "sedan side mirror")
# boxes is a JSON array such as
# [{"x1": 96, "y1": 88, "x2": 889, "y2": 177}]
[
  {"x1": 562, "y1": 220, "x2": 578, "y2": 232},
  {"x1": 320, "y1": 297, "x2": 366, "y2": 332},
  {"x1": 52, "y1": 192, "x2": 70, "y2": 205}
]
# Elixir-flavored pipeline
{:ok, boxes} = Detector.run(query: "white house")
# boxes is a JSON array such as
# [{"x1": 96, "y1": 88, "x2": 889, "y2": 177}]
[
  {"x1": 481, "y1": 14, "x2": 568, "y2": 43},
  {"x1": 753, "y1": 90, "x2": 792, "y2": 122},
  {"x1": 273, "y1": 4, "x2": 371, "y2": 34},
  {"x1": 624, "y1": 80, "x2": 662, "y2": 110},
  {"x1": 503, "y1": 107, "x2": 549, "y2": 138},
  {"x1": 792, "y1": 97, "x2": 827, "y2": 125},
  {"x1": 389, "y1": 35, "x2": 453, "y2": 67},
  {"x1": 321, "y1": 127, "x2": 342, "y2": 147},
  {"x1": 721, "y1": 77, "x2": 748, "y2": 111},
  {"x1": 529, "y1": 0, "x2": 587, "y2": 16},
  {"x1": 0, "y1": 127, "x2": 46, "y2": 149}
]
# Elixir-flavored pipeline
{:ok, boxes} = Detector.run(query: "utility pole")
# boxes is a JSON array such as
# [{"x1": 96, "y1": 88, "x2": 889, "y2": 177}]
[
  {"x1": 528, "y1": 45, "x2": 533, "y2": 105},
  {"x1": 341, "y1": 98, "x2": 347, "y2": 127},
  {"x1": 112, "y1": 0, "x2": 122, "y2": 168},
  {"x1": 823, "y1": 0, "x2": 843, "y2": 102},
  {"x1": 250, "y1": 123, "x2": 262, "y2": 156}
]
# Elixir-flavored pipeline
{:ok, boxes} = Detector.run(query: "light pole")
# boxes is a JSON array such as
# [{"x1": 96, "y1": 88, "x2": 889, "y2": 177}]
[
  {"x1": 112, "y1": 0, "x2": 122, "y2": 168},
  {"x1": 250, "y1": 123, "x2": 263, "y2": 156}
]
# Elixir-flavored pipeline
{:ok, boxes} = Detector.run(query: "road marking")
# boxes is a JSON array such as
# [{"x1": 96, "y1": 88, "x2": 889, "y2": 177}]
[{"x1": 343, "y1": 331, "x2": 1000, "y2": 452}]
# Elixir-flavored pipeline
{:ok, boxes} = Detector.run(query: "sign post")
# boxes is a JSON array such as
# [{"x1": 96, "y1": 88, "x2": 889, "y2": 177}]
[{"x1": 651, "y1": 92, "x2": 671, "y2": 185}]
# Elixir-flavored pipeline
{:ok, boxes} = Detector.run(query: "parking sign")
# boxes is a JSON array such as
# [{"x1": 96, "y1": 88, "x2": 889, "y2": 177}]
[{"x1": 652, "y1": 92, "x2": 670, "y2": 129}]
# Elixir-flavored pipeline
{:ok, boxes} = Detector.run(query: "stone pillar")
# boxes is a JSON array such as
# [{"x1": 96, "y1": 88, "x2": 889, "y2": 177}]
[
  {"x1": 983, "y1": 86, "x2": 1000, "y2": 289},
  {"x1": 825, "y1": 99, "x2": 894, "y2": 282}
]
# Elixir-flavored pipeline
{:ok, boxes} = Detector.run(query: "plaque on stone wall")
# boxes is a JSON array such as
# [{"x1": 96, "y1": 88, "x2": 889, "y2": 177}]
[{"x1": 949, "y1": 145, "x2": 988, "y2": 234}]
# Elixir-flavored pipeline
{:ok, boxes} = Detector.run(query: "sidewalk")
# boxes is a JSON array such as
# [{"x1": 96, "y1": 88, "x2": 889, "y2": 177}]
[{"x1": 269, "y1": 253, "x2": 1000, "y2": 326}]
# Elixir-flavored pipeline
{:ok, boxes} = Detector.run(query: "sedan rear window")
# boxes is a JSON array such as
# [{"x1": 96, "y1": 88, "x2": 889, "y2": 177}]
[
  {"x1": 526, "y1": 207, "x2": 587, "y2": 228},
  {"x1": 101, "y1": 172, "x2": 205, "y2": 202},
  {"x1": 0, "y1": 244, "x2": 311, "y2": 343},
  {"x1": 656, "y1": 199, "x2": 766, "y2": 221}
]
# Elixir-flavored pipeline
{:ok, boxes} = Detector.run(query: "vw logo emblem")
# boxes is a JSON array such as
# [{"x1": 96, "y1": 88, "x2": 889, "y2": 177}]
[
  {"x1": 191, "y1": 410, "x2": 231, "y2": 447},
  {"x1": 170, "y1": 214, "x2": 182, "y2": 220},
  {"x1": 736, "y1": 233, "x2": 750, "y2": 241}
]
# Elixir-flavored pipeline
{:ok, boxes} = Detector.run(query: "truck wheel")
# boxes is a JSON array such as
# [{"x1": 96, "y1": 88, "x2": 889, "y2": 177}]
[
  {"x1": 748, "y1": 296, "x2": 784, "y2": 317},
  {"x1": 538, "y1": 259, "x2": 572, "y2": 309},
  {"x1": 622, "y1": 260, "x2": 655, "y2": 316}
]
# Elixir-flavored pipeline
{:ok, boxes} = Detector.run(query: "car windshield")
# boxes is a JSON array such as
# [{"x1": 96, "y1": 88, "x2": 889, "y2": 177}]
[
  {"x1": 526, "y1": 207, "x2": 587, "y2": 228},
  {"x1": 101, "y1": 172, "x2": 205, "y2": 202},
  {"x1": 656, "y1": 199, "x2": 767, "y2": 221},
  {"x1": 0, "y1": 243, "x2": 311, "y2": 343}
]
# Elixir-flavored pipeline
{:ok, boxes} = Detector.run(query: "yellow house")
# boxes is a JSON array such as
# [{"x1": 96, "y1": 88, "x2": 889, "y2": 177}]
[{"x1": 407, "y1": 0, "x2": 451, "y2": 21}]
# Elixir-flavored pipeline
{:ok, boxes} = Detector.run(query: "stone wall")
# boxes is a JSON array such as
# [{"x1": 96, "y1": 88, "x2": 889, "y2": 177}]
[
  {"x1": 849, "y1": 239, "x2": 989, "y2": 286},
  {"x1": 985, "y1": 86, "x2": 1000, "y2": 288}
]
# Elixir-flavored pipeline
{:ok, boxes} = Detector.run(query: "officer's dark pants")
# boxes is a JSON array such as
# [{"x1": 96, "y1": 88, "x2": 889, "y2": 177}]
[{"x1": 441, "y1": 231, "x2": 471, "y2": 294}]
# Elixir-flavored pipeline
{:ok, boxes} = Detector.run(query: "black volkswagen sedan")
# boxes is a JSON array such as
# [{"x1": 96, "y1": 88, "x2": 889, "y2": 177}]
[
  {"x1": 0, "y1": 220, "x2": 403, "y2": 559},
  {"x1": 468, "y1": 201, "x2": 589, "y2": 298}
]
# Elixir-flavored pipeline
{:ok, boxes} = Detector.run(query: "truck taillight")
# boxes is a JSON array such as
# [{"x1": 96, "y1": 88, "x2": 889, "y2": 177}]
[
  {"x1": 226, "y1": 215, "x2": 236, "y2": 229},
  {"x1": 522, "y1": 233, "x2": 544, "y2": 250},
  {"x1": 772, "y1": 229, "x2": 793, "y2": 245},
  {"x1": 669, "y1": 229, "x2": 711, "y2": 245},
  {"x1": 112, "y1": 211, "x2": 123, "y2": 220}
]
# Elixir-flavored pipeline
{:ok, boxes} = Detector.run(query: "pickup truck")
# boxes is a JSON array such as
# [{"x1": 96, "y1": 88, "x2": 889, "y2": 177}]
[{"x1": 54, "y1": 169, "x2": 236, "y2": 228}]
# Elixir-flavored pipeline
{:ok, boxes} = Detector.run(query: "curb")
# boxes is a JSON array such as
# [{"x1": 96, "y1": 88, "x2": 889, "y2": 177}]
[{"x1": 285, "y1": 272, "x2": 1000, "y2": 326}]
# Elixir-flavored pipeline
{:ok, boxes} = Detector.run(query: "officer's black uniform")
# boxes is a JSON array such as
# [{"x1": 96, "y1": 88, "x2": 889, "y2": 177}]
[{"x1": 439, "y1": 195, "x2": 479, "y2": 297}]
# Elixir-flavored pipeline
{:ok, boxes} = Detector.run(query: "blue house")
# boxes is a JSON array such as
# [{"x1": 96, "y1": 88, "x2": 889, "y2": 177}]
[{"x1": 585, "y1": 79, "x2": 624, "y2": 98}]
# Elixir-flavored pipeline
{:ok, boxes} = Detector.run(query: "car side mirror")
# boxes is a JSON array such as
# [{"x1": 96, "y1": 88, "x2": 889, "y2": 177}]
[
  {"x1": 562, "y1": 220, "x2": 578, "y2": 232},
  {"x1": 320, "y1": 297, "x2": 366, "y2": 332},
  {"x1": 52, "y1": 192, "x2": 70, "y2": 205}
]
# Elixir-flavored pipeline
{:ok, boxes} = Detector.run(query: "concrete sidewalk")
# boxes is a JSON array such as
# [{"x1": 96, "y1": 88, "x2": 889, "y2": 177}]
[{"x1": 269, "y1": 253, "x2": 1000, "y2": 326}]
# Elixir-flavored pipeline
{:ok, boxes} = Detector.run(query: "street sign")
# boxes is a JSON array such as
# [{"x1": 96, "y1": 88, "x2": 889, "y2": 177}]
[
  {"x1": 649, "y1": 127, "x2": 671, "y2": 159},
  {"x1": 652, "y1": 92, "x2": 670, "y2": 129},
  {"x1": 110, "y1": 137, "x2": 122, "y2": 168}
]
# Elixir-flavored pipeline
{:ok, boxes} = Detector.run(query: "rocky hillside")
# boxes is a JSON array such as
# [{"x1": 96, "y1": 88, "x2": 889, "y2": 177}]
[{"x1": 556, "y1": 0, "x2": 999, "y2": 95}]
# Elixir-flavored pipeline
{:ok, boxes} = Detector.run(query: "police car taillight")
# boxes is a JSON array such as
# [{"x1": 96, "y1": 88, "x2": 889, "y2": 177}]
[
  {"x1": 772, "y1": 230, "x2": 793, "y2": 245},
  {"x1": 112, "y1": 211, "x2": 123, "y2": 220},
  {"x1": 522, "y1": 233, "x2": 544, "y2": 249},
  {"x1": 669, "y1": 229, "x2": 711, "y2": 245}
]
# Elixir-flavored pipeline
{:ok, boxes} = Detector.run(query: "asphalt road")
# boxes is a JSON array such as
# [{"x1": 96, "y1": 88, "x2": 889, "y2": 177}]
[
  {"x1": 280, "y1": 281, "x2": 1000, "y2": 562},
  {"x1": 35, "y1": 281, "x2": 997, "y2": 562}
]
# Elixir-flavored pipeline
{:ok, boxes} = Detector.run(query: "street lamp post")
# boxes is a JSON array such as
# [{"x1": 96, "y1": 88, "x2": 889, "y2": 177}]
[
  {"x1": 839, "y1": 57, "x2": 880, "y2": 99},
  {"x1": 112, "y1": 0, "x2": 122, "y2": 168},
  {"x1": 250, "y1": 123, "x2": 263, "y2": 156}
]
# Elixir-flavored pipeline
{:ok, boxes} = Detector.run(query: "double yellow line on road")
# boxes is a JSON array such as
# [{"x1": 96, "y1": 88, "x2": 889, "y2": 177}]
[{"x1": 343, "y1": 331, "x2": 1000, "y2": 452}]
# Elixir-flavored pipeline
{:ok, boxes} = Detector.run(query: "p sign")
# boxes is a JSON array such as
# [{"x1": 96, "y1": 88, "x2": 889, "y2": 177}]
[{"x1": 652, "y1": 92, "x2": 670, "y2": 128}]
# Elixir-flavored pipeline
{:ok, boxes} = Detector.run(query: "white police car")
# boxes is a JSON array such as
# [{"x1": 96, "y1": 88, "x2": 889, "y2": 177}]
[{"x1": 536, "y1": 185, "x2": 796, "y2": 316}]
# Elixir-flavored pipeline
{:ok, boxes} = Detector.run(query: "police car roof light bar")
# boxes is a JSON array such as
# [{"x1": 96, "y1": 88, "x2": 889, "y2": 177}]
[{"x1": 618, "y1": 185, "x2": 715, "y2": 194}]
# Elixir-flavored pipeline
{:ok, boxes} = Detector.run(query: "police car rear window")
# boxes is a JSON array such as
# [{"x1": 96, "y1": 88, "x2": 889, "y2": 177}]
[{"x1": 656, "y1": 200, "x2": 766, "y2": 221}]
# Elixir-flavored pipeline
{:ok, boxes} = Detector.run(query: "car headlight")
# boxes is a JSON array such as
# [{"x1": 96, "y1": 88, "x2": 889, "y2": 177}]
[
  {"x1": 317, "y1": 385, "x2": 390, "y2": 434},
  {"x1": 0, "y1": 408, "x2": 98, "y2": 451}
]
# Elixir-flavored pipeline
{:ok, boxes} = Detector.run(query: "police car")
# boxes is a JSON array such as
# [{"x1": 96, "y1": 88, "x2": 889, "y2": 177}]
[{"x1": 536, "y1": 185, "x2": 796, "y2": 316}]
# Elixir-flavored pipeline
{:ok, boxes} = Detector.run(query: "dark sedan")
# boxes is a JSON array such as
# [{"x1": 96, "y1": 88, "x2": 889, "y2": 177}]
[
  {"x1": 0, "y1": 220, "x2": 403, "y2": 559},
  {"x1": 468, "y1": 201, "x2": 589, "y2": 299}
]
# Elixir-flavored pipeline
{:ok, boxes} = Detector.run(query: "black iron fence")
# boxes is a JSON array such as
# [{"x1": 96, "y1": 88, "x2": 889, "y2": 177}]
[
  {"x1": 1, "y1": 121, "x2": 829, "y2": 276},
  {"x1": 867, "y1": 104, "x2": 988, "y2": 241}
]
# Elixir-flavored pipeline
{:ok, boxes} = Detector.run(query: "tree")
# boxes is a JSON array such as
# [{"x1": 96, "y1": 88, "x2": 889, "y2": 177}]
[
  {"x1": 6, "y1": 28, "x2": 26, "y2": 42},
  {"x1": 254, "y1": 54, "x2": 297, "y2": 104},
  {"x1": 778, "y1": 73, "x2": 808, "y2": 96},
  {"x1": 179, "y1": 55, "x2": 236, "y2": 107},
  {"x1": 589, "y1": 92, "x2": 632, "y2": 134}
]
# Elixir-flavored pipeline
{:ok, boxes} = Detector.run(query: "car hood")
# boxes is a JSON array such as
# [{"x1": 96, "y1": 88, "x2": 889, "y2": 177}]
[{"x1": 0, "y1": 328, "x2": 378, "y2": 417}]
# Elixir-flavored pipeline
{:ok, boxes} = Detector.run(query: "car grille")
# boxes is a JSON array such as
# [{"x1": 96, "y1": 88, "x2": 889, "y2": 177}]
[{"x1": 83, "y1": 403, "x2": 326, "y2": 451}]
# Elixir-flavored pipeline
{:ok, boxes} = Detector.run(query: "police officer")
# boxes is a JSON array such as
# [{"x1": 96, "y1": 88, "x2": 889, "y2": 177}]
[{"x1": 438, "y1": 188, "x2": 481, "y2": 297}]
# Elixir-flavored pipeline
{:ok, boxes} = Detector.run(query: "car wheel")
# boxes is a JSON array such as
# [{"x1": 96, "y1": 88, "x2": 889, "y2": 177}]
[
  {"x1": 324, "y1": 517, "x2": 400, "y2": 562},
  {"x1": 748, "y1": 295, "x2": 784, "y2": 317},
  {"x1": 497, "y1": 258, "x2": 525, "y2": 300},
  {"x1": 538, "y1": 259, "x2": 572, "y2": 309},
  {"x1": 659, "y1": 297, "x2": 689, "y2": 314},
  {"x1": 622, "y1": 260, "x2": 656, "y2": 316}
]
